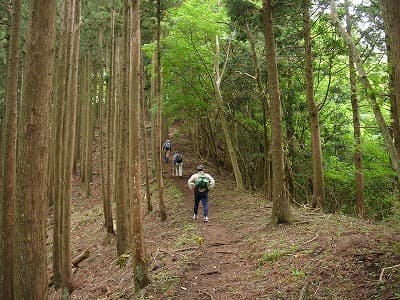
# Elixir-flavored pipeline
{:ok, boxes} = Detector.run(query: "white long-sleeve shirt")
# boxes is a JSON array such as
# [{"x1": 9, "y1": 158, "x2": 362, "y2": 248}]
[{"x1": 187, "y1": 171, "x2": 215, "y2": 192}]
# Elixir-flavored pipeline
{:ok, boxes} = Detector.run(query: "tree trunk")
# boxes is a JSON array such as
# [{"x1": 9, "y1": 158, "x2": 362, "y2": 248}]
[
  {"x1": 156, "y1": 0, "x2": 167, "y2": 221},
  {"x1": 0, "y1": 0, "x2": 21, "y2": 298},
  {"x1": 345, "y1": 0, "x2": 365, "y2": 217},
  {"x1": 14, "y1": 1, "x2": 56, "y2": 298},
  {"x1": 141, "y1": 58, "x2": 153, "y2": 212},
  {"x1": 61, "y1": 0, "x2": 80, "y2": 293},
  {"x1": 263, "y1": 0, "x2": 294, "y2": 224},
  {"x1": 214, "y1": 35, "x2": 244, "y2": 191},
  {"x1": 105, "y1": 0, "x2": 116, "y2": 234},
  {"x1": 303, "y1": 0, "x2": 325, "y2": 210},
  {"x1": 330, "y1": 0, "x2": 400, "y2": 177},
  {"x1": 99, "y1": 28, "x2": 114, "y2": 234},
  {"x1": 381, "y1": 0, "x2": 400, "y2": 201},
  {"x1": 150, "y1": 52, "x2": 157, "y2": 179},
  {"x1": 52, "y1": 0, "x2": 70, "y2": 287},
  {"x1": 129, "y1": 0, "x2": 150, "y2": 288},
  {"x1": 113, "y1": 38, "x2": 121, "y2": 237},
  {"x1": 246, "y1": 25, "x2": 271, "y2": 197},
  {"x1": 115, "y1": 0, "x2": 131, "y2": 256}
]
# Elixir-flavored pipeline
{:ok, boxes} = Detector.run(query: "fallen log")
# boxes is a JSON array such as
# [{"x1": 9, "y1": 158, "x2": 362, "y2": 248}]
[{"x1": 48, "y1": 249, "x2": 91, "y2": 287}]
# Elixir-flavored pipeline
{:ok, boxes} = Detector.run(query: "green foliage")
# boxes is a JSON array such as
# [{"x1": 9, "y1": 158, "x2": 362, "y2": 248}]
[
  {"x1": 258, "y1": 249, "x2": 287, "y2": 265},
  {"x1": 258, "y1": 246, "x2": 299, "y2": 266},
  {"x1": 291, "y1": 269, "x2": 306, "y2": 280},
  {"x1": 159, "y1": 0, "x2": 229, "y2": 121},
  {"x1": 323, "y1": 133, "x2": 396, "y2": 219}
]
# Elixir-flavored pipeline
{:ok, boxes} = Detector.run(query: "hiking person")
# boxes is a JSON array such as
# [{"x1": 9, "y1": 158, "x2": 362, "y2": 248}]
[
  {"x1": 162, "y1": 139, "x2": 172, "y2": 163},
  {"x1": 173, "y1": 151, "x2": 183, "y2": 178},
  {"x1": 187, "y1": 164, "x2": 215, "y2": 222}
]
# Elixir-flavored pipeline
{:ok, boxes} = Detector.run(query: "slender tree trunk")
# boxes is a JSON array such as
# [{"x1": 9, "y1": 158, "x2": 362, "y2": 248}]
[
  {"x1": 129, "y1": 0, "x2": 150, "y2": 288},
  {"x1": 99, "y1": 28, "x2": 114, "y2": 234},
  {"x1": 246, "y1": 25, "x2": 271, "y2": 197},
  {"x1": 60, "y1": 2, "x2": 75, "y2": 290},
  {"x1": 330, "y1": 1, "x2": 400, "y2": 177},
  {"x1": 345, "y1": 0, "x2": 365, "y2": 217},
  {"x1": 105, "y1": 0, "x2": 116, "y2": 234},
  {"x1": 84, "y1": 62, "x2": 94, "y2": 198},
  {"x1": 113, "y1": 38, "x2": 121, "y2": 238},
  {"x1": 14, "y1": 1, "x2": 56, "y2": 298},
  {"x1": 381, "y1": 0, "x2": 400, "y2": 201},
  {"x1": 0, "y1": 0, "x2": 21, "y2": 298},
  {"x1": 263, "y1": 0, "x2": 294, "y2": 224},
  {"x1": 80, "y1": 56, "x2": 88, "y2": 186},
  {"x1": 150, "y1": 52, "x2": 157, "y2": 179},
  {"x1": 214, "y1": 36, "x2": 244, "y2": 191},
  {"x1": 116, "y1": 0, "x2": 131, "y2": 255},
  {"x1": 141, "y1": 59, "x2": 153, "y2": 212},
  {"x1": 61, "y1": 0, "x2": 80, "y2": 294},
  {"x1": 52, "y1": 0, "x2": 70, "y2": 287},
  {"x1": 156, "y1": 0, "x2": 167, "y2": 221},
  {"x1": 303, "y1": 0, "x2": 325, "y2": 210}
]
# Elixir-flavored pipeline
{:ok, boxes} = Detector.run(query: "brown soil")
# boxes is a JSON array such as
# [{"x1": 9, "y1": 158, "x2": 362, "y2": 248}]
[{"x1": 48, "y1": 129, "x2": 400, "y2": 300}]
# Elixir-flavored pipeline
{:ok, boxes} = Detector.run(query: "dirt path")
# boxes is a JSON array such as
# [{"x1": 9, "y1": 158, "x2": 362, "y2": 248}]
[
  {"x1": 158, "y1": 135, "x2": 257, "y2": 299},
  {"x1": 168, "y1": 176, "x2": 244, "y2": 299}
]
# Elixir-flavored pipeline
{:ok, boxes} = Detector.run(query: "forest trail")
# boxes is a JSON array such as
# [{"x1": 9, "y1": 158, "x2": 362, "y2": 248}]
[
  {"x1": 159, "y1": 133, "x2": 257, "y2": 299},
  {"x1": 49, "y1": 126, "x2": 400, "y2": 300}
]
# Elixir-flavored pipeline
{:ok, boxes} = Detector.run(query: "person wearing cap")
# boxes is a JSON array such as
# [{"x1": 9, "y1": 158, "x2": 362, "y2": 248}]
[
  {"x1": 187, "y1": 164, "x2": 215, "y2": 222},
  {"x1": 162, "y1": 139, "x2": 172, "y2": 163}
]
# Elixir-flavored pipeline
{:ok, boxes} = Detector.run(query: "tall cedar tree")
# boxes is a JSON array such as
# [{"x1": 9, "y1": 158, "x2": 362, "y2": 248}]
[
  {"x1": 303, "y1": 0, "x2": 325, "y2": 209},
  {"x1": 381, "y1": 0, "x2": 400, "y2": 200},
  {"x1": 14, "y1": 0, "x2": 56, "y2": 298},
  {"x1": 116, "y1": 0, "x2": 131, "y2": 255},
  {"x1": 62, "y1": 0, "x2": 81, "y2": 293},
  {"x1": 263, "y1": 0, "x2": 294, "y2": 224},
  {"x1": 345, "y1": 0, "x2": 365, "y2": 217},
  {"x1": 0, "y1": 0, "x2": 21, "y2": 298},
  {"x1": 129, "y1": 0, "x2": 150, "y2": 288},
  {"x1": 156, "y1": 0, "x2": 167, "y2": 221}
]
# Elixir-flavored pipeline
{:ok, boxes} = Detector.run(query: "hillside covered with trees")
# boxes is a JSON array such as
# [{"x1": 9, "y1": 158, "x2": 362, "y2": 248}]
[{"x1": 0, "y1": 0, "x2": 399, "y2": 299}]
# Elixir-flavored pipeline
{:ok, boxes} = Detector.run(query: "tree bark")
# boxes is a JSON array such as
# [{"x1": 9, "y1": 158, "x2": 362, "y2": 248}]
[
  {"x1": 303, "y1": 0, "x2": 325, "y2": 210},
  {"x1": 105, "y1": 0, "x2": 116, "y2": 234},
  {"x1": 156, "y1": 0, "x2": 167, "y2": 221},
  {"x1": 345, "y1": 0, "x2": 365, "y2": 217},
  {"x1": 263, "y1": 0, "x2": 294, "y2": 224},
  {"x1": 61, "y1": 0, "x2": 80, "y2": 293},
  {"x1": 14, "y1": 1, "x2": 56, "y2": 298},
  {"x1": 129, "y1": 0, "x2": 150, "y2": 288},
  {"x1": 0, "y1": 0, "x2": 21, "y2": 298},
  {"x1": 115, "y1": 0, "x2": 131, "y2": 256},
  {"x1": 381, "y1": 0, "x2": 400, "y2": 201},
  {"x1": 99, "y1": 28, "x2": 114, "y2": 234},
  {"x1": 141, "y1": 58, "x2": 153, "y2": 212},
  {"x1": 52, "y1": 0, "x2": 70, "y2": 287}
]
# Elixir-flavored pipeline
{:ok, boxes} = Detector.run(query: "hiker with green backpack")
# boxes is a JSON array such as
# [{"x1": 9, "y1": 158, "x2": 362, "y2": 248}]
[{"x1": 187, "y1": 164, "x2": 215, "y2": 222}]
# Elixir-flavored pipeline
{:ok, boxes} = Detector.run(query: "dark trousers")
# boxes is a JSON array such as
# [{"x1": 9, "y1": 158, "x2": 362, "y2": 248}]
[{"x1": 193, "y1": 189, "x2": 208, "y2": 217}]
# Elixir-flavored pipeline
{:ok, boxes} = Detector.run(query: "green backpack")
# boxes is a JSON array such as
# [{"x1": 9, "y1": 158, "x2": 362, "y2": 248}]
[{"x1": 195, "y1": 174, "x2": 210, "y2": 190}]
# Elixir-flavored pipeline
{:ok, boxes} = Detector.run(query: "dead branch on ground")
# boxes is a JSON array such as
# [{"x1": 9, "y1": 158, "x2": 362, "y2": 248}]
[{"x1": 379, "y1": 264, "x2": 400, "y2": 282}]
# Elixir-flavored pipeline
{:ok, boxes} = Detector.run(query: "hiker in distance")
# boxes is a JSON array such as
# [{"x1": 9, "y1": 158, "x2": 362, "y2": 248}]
[
  {"x1": 187, "y1": 164, "x2": 215, "y2": 222},
  {"x1": 162, "y1": 139, "x2": 172, "y2": 163},
  {"x1": 172, "y1": 151, "x2": 183, "y2": 178}
]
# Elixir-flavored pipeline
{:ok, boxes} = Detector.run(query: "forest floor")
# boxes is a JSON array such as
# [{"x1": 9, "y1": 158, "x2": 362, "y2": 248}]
[{"x1": 47, "y1": 126, "x2": 400, "y2": 300}]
